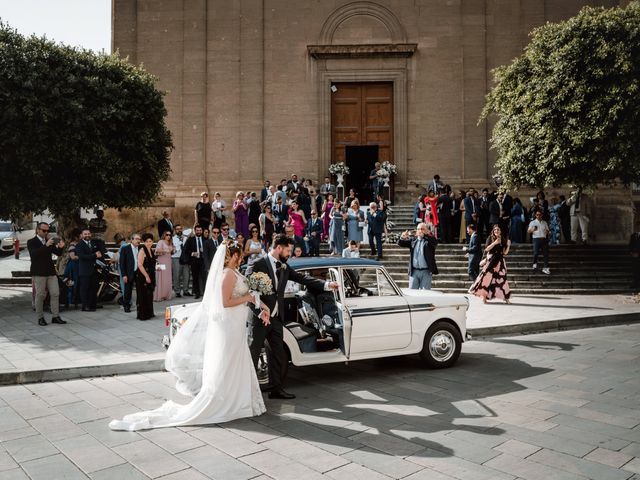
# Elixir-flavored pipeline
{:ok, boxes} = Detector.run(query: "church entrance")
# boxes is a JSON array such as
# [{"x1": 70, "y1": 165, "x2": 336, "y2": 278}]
[
  {"x1": 345, "y1": 145, "x2": 378, "y2": 204},
  {"x1": 331, "y1": 82, "x2": 393, "y2": 203}
]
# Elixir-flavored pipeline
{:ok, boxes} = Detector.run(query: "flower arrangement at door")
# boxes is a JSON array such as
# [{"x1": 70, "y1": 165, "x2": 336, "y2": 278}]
[
  {"x1": 377, "y1": 161, "x2": 398, "y2": 178},
  {"x1": 328, "y1": 162, "x2": 350, "y2": 176}
]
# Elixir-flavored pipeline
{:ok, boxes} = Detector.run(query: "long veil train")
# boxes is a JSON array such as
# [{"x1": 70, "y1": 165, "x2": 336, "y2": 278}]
[{"x1": 109, "y1": 244, "x2": 266, "y2": 431}]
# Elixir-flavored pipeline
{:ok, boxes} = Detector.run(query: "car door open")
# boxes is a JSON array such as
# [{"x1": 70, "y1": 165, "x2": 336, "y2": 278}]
[{"x1": 328, "y1": 267, "x2": 351, "y2": 358}]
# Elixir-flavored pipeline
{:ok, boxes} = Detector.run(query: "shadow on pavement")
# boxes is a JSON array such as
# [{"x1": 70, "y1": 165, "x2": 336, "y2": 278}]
[
  {"x1": 228, "y1": 351, "x2": 552, "y2": 462},
  {"x1": 491, "y1": 338, "x2": 579, "y2": 351}
]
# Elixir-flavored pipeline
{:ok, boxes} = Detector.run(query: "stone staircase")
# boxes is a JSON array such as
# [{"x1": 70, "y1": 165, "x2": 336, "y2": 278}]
[
  {"x1": 3, "y1": 205, "x2": 633, "y2": 294},
  {"x1": 377, "y1": 204, "x2": 633, "y2": 294}
]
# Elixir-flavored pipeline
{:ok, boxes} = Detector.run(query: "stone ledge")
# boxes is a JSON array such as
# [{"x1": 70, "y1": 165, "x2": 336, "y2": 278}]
[{"x1": 307, "y1": 43, "x2": 417, "y2": 59}]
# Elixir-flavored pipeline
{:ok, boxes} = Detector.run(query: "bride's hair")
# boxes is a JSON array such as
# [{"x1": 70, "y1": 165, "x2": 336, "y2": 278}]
[{"x1": 223, "y1": 240, "x2": 243, "y2": 267}]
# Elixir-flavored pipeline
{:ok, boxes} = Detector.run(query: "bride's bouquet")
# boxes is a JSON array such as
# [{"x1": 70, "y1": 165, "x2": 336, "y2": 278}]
[{"x1": 247, "y1": 272, "x2": 273, "y2": 296}]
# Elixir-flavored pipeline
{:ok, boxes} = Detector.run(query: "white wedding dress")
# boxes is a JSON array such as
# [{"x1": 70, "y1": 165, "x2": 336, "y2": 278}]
[{"x1": 109, "y1": 245, "x2": 266, "y2": 431}]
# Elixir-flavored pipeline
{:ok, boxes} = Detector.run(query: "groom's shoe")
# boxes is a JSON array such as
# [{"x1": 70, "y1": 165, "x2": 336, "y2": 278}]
[
  {"x1": 269, "y1": 389, "x2": 295, "y2": 400},
  {"x1": 260, "y1": 384, "x2": 274, "y2": 393}
]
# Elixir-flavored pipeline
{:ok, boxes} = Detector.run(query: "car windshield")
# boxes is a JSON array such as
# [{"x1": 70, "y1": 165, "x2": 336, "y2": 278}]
[{"x1": 0, "y1": 222, "x2": 12, "y2": 232}]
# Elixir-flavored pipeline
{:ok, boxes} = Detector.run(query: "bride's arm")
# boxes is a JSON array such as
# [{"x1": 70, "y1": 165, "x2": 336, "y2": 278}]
[{"x1": 221, "y1": 270, "x2": 255, "y2": 308}]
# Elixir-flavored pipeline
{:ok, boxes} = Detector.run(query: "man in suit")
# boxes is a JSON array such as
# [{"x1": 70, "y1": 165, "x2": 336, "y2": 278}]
[
  {"x1": 368, "y1": 163, "x2": 381, "y2": 198},
  {"x1": 319, "y1": 176, "x2": 336, "y2": 198},
  {"x1": 260, "y1": 180, "x2": 271, "y2": 202},
  {"x1": 488, "y1": 193, "x2": 501, "y2": 227},
  {"x1": 249, "y1": 234, "x2": 338, "y2": 399},
  {"x1": 478, "y1": 189, "x2": 491, "y2": 241},
  {"x1": 272, "y1": 197, "x2": 289, "y2": 234},
  {"x1": 464, "y1": 224, "x2": 481, "y2": 281},
  {"x1": 398, "y1": 223, "x2": 439, "y2": 289},
  {"x1": 75, "y1": 228, "x2": 102, "y2": 311},
  {"x1": 119, "y1": 233, "x2": 141, "y2": 312},
  {"x1": 286, "y1": 174, "x2": 301, "y2": 195},
  {"x1": 27, "y1": 222, "x2": 66, "y2": 326},
  {"x1": 437, "y1": 185, "x2": 453, "y2": 243},
  {"x1": 157, "y1": 211, "x2": 173, "y2": 239},
  {"x1": 367, "y1": 202, "x2": 386, "y2": 260},
  {"x1": 305, "y1": 210, "x2": 322, "y2": 256},
  {"x1": 284, "y1": 225, "x2": 305, "y2": 257},
  {"x1": 463, "y1": 190, "x2": 477, "y2": 241},
  {"x1": 500, "y1": 191, "x2": 514, "y2": 236},
  {"x1": 182, "y1": 225, "x2": 207, "y2": 299}
]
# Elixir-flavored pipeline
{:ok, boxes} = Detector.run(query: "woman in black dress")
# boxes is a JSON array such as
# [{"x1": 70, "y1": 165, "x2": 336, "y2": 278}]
[
  {"x1": 135, "y1": 233, "x2": 157, "y2": 320},
  {"x1": 468, "y1": 224, "x2": 511, "y2": 304}
]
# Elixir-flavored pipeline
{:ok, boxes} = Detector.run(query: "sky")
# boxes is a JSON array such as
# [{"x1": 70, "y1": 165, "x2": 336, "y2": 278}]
[{"x1": 0, "y1": 0, "x2": 111, "y2": 53}]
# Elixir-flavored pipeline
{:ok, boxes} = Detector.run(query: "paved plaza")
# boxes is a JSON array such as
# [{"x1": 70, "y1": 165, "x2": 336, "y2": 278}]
[{"x1": 0, "y1": 325, "x2": 637, "y2": 479}]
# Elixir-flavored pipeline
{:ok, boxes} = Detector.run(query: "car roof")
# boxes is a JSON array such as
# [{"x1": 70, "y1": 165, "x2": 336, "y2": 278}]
[{"x1": 288, "y1": 257, "x2": 382, "y2": 269}]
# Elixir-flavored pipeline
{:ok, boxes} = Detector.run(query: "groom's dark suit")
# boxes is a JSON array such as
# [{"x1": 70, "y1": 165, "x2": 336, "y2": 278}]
[{"x1": 249, "y1": 255, "x2": 325, "y2": 390}]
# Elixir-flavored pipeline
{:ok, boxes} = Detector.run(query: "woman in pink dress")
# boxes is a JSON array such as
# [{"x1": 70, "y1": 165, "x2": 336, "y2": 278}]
[
  {"x1": 288, "y1": 200, "x2": 307, "y2": 238},
  {"x1": 321, "y1": 194, "x2": 334, "y2": 241},
  {"x1": 154, "y1": 231, "x2": 175, "y2": 302}
]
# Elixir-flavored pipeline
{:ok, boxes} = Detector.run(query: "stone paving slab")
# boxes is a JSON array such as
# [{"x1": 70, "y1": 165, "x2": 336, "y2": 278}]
[{"x1": 0, "y1": 325, "x2": 635, "y2": 479}]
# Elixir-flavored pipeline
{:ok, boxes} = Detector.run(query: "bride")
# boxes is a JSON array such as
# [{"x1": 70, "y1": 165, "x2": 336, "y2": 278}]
[{"x1": 109, "y1": 240, "x2": 269, "y2": 431}]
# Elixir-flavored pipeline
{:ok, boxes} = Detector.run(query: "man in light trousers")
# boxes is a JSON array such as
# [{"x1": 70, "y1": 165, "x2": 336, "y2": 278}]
[
  {"x1": 172, "y1": 224, "x2": 192, "y2": 297},
  {"x1": 398, "y1": 223, "x2": 439, "y2": 289},
  {"x1": 27, "y1": 222, "x2": 66, "y2": 326}
]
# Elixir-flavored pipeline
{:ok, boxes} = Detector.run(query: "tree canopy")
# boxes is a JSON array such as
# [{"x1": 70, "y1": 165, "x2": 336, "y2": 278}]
[
  {"x1": 0, "y1": 24, "x2": 172, "y2": 222},
  {"x1": 481, "y1": 1, "x2": 640, "y2": 190}
]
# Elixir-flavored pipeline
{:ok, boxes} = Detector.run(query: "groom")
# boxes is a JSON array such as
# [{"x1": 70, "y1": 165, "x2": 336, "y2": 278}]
[{"x1": 250, "y1": 234, "x2": 337, "y2": 399}]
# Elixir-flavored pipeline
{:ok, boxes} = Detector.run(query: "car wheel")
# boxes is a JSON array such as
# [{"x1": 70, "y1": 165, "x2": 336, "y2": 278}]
[{"x1": 420, "y1": 321, "x2": 461, "y2": 368}]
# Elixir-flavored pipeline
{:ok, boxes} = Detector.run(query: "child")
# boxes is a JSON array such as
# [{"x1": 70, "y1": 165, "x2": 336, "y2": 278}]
[{"x1": 342, "y1": 240, "x2": 360, "y2": 258}]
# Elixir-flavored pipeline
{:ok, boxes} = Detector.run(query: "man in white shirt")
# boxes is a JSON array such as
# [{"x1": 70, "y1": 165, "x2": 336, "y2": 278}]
[
  {"x1": 528, "y1": 210, "x2": 551, "y2": 274},
  {"x1": 171, "y1": 224, "x2": 192, "y2": 297}
]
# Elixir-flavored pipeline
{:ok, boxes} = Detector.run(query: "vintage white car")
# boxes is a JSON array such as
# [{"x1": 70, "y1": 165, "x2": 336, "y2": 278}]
[{"x1": 164, "y1": 258, "x2": 470, "y2": 382}]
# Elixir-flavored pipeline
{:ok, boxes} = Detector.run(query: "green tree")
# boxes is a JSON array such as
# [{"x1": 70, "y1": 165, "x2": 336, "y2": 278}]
[
  {"x1": 0, "y1": 24, "x2": 173, "y2": 234},
  {"x1": 481, "y1": 2, "x2": 640, "y2": 190}
]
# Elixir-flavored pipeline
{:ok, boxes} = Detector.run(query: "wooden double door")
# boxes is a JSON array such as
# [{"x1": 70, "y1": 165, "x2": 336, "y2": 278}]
[{"x1": 331, "y1": 82, "x2": 393, "y2": 201}]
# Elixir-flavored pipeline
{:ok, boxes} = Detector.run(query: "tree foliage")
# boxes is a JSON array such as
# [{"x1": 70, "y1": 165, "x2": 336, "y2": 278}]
[
  {"x1": 0, "y1": 24, "x2": 173, "y2": 223},
  {"x1": 481, "y1": 2, "x2": 640, "y2": 190}
]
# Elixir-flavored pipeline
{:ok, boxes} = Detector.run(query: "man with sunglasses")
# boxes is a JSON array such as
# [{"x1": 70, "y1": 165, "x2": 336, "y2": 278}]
[{"x1": 27, "y1": 222, "x2": 66, "y2": 326}]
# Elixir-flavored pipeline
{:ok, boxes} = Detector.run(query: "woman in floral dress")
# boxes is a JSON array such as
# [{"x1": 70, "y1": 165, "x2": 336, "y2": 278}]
[
  {"x1": 468, "y1": 224, "x2": 511, "y2": 304},
  {"x1": 549, "y1": 199, "x2": 561, "y2": 245}
]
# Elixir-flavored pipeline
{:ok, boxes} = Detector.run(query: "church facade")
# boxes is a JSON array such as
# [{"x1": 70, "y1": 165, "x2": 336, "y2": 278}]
[{"x1": 111, "y1": 0, "x2": 633, "y2": 241}]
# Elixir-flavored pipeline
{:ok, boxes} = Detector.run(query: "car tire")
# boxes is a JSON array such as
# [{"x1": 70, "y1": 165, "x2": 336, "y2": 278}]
[{"x1": 420, "y1": 321, "x2": 462, "y2": 369}]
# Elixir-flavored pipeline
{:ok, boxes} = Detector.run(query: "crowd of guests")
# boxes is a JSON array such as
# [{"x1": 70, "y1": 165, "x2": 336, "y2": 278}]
[{"x1": 412, "y1": 176, "x2": 591, "y2": 247}]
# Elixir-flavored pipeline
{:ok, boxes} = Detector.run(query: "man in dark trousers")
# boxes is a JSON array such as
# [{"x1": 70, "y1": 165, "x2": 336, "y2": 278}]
[
  {"x1": 558, "y1": 195, "x2": 572, "y2": 243},
  {"x1": 182, "y1": 225, "x2": 207, "y2": 299},
  {"x1": 464, "y1": 224, "x2": 481, "y2": 281},
  {"x1": 367, "y1": 202, "x2": 386, "y2": 260},
  {"x1": 437, "y1": 185, "x2": 453, "y2": 243},
  {"x1": 463, "y1": 190, "x2": 477, "y2": 241},
  {"x1": 249, "y1": 234, "x2": 338, "y2": 399},
  {"x1": 119, "y1": 233, "x2": 141, "y2": 313},
  {"x1": 305, "y1": 210, "x2": 323, "y2": 256},
  {"x1": 75, "y1": 228, "x2": 102, "y2": 311},
  {"x1": 397, "y1": 222, "x2": 438, "y2": 289},
  {"x1": 27, "y1": 222, "x2": 66, "y2": 326}
]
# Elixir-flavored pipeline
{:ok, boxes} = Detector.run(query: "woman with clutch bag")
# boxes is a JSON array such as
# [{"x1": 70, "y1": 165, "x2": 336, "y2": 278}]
[
  {"x1": 154, "y1": 231, "x2": 175, "y2": 301},
  {"x1": 346, "y1": 200, "x2": 364, "y2": 245}
]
